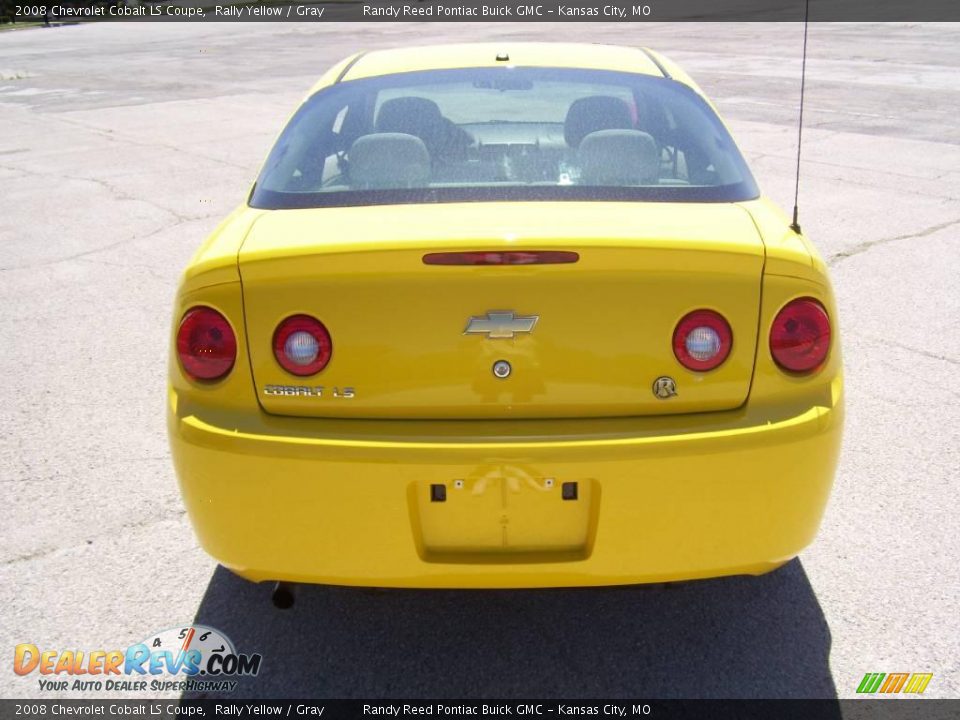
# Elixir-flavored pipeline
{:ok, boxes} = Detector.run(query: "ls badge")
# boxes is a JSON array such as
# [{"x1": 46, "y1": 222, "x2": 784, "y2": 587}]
[
  {"x1": 652, "y1": 376, "x2": 678, "y2": 399},
  {"x1": 464, "y1": 311, "x2": 538, "y2": 339}
]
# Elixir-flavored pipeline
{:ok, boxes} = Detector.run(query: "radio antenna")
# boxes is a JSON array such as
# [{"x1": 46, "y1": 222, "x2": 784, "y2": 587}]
[{"x1": 790, "y1": 0, "x2": 810, "y2": 234}]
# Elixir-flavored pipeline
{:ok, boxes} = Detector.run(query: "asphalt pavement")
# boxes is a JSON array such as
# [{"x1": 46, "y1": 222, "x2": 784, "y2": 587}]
[{"x1": 0, "y1": 21, "x2": 958, "y2": 700}]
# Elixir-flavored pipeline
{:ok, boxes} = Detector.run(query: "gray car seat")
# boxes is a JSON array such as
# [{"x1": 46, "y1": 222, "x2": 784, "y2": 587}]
[
  {"x1": 564, "y1": 96, "x2": 635, "y2": 149},
  {"x1": 348, "y1": 133, "x2": 430, "y2": 189},
  {"x1": 376, "y1": 97, "x2": 471, "y2": 164},
  {"x1": 578, "y1": 130, "x2": 659, "y2": 186}
]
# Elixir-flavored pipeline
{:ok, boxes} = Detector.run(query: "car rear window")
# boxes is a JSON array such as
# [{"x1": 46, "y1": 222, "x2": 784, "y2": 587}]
[{"x1": 249, "y1": 67, "x2": 759, "y2": 209}]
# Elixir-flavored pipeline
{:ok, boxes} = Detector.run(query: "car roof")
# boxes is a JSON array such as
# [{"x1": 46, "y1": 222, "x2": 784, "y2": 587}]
[{"x1": 309, "y1": 42, "x2": 680, "y2": 94}]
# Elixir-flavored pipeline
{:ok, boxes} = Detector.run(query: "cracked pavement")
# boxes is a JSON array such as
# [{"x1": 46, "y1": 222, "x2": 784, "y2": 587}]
[{"x1": 1, "y1": 22, "x2": 958, "y2": 700}]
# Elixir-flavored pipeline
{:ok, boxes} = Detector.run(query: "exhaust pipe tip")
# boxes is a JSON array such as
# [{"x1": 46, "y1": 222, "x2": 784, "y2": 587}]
[{"x1": 271, "y1": 582, "x2": 295, "y2": 610}]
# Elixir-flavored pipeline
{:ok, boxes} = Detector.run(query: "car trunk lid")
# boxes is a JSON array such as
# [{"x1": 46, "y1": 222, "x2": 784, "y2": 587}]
[{"x1": 238, "y1": 202, "x2": 763, "y2": 419}]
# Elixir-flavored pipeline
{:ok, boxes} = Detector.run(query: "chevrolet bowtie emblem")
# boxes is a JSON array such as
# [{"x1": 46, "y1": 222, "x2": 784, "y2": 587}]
[{"x1": 464, "y1": 311, "x2": 539, "y2": 339}]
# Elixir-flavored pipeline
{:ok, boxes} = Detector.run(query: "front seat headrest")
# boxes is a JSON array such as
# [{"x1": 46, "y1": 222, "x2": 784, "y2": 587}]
[
  {"x1": 348, "y1": 133, "x2": 430, "y2": 189},
  {"x1": 376, "y1": 97, "x2": 445, "y2": 144},
  {"x1": 564, "y1": 96, "x2": 634, "y2": 149},
  {"x1": 579, "y1": 130, "x2": 659, "y2": 186}
]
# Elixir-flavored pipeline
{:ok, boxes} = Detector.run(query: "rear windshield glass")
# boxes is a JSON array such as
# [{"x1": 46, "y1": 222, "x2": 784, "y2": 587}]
[{"x1": 250, "y1": 67, "x2": 759, "y2": 209}]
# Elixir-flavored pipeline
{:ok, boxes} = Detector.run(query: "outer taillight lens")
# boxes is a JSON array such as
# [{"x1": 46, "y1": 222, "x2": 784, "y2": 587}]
[
  {"x1": 273, "y1": 315, "x2": 332, "y2": 376},
  {"x1": 770, "y1": 298, "x2": 831, "y2": 373},
  {"x1": 177, "y1": 307, "x2": 236, "y2": 382},
  {"x1": 673, "y1": 309, "x2": 733, "y2": 372}
]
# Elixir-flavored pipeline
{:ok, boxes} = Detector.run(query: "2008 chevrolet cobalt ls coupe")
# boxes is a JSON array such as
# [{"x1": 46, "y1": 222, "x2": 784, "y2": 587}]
[{"x1": 168, "y1": 43, "x2": 843, "y2": 589}]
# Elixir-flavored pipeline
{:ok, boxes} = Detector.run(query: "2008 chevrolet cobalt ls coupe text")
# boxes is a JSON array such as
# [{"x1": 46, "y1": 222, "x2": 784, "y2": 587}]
[{"x1": 168, "y1": 43, "x2": 843, "y2": 590}]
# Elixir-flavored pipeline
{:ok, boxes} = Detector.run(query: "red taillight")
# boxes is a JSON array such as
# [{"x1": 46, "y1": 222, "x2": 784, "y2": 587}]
[
  {"x1": 770, "y1": 298, "x2": 831, "y2": 373},
  {"x1": 673, "y1": 309, "x2": 733, "y2": 372},
  {"x1": 423, "y1": 251, "x2": 579, "y2": 266},
  {"x1": 273, "y1": 315, "x2": 332, "y2": 376},
  {"x1": 177, "y1": 307, "x2": 236, "y2": 382}
]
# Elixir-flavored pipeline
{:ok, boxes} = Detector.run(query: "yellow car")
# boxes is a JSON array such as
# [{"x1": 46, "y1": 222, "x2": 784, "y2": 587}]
[{"x1": 168, "y1": 43, "x2": 842, "y2": 598}]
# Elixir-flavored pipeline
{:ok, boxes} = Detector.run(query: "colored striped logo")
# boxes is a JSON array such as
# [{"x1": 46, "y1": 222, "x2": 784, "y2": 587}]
[{"x1": 857, "y1": 672, "x2": 933, "y2": 694}]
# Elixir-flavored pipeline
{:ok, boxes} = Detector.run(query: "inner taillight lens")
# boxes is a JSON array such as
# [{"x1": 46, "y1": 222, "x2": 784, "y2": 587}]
[
  {"x1": 273, "y1": 315, "x2": 332, "y2": 376},
  {"x1": 177, "y1": 306, "x2": 236, "y2": 382},
  {"x1": 673, "y1": 310, "x2": 733, "y2": 372},
  {"x1": 770, "y1": 298, "x2": 831, "y2": 373}
]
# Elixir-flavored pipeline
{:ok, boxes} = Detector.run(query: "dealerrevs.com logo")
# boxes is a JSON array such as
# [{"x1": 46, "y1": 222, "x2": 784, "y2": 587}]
[{"x1": 14, "y1": 625, "x2": 262, "y2": 694}]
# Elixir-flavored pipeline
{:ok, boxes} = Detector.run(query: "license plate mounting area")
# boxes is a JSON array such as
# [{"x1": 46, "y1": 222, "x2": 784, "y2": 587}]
[{"x1": 411, "y1": 467, "x2": 598, "y2": 563}]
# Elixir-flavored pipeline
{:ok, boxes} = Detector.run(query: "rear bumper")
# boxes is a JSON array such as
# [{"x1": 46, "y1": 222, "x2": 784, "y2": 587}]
[{"x1": 168, "y1": 381, "x2": 842, "y2": 588}]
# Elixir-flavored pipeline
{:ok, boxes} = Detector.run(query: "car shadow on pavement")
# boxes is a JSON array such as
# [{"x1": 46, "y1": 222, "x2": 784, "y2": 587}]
[{"x1": 186, "y1": 558, "x2": 837, "y2": 700}]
